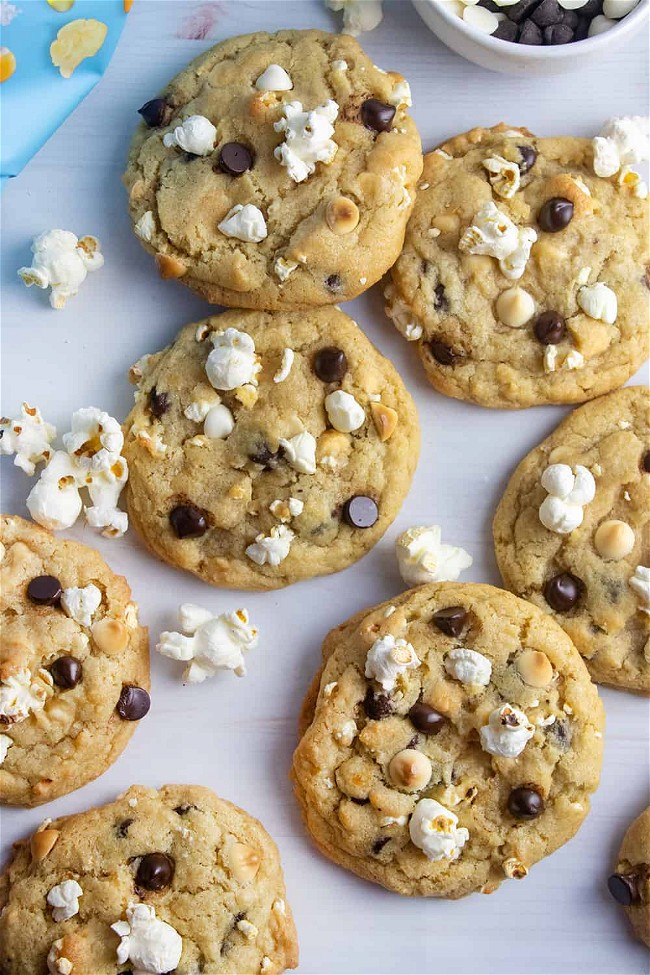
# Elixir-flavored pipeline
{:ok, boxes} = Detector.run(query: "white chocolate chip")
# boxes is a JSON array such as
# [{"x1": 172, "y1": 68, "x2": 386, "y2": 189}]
[
  {"x1": 594, "y1": 519, "x2": 635, "y2": 560},
  {"x1": 496, "y1": 287, "x2": 535, "y2": 328}
]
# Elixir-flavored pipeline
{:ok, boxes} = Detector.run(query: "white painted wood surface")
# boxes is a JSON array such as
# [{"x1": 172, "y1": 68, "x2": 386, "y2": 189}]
[{"x1": 1, "y1": 2, "x2": 648, "y2": 973}]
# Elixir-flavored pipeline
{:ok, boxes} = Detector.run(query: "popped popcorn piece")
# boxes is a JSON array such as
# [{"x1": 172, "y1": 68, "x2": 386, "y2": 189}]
[
  {"x1": 0, "y1": 404, "x2": 56, "y2": 475},
  {"x1": 280, "y1": 431, "x2": 317, "y2": 474},
  {"x1": 157, "y1": 604, "x2": 258, "y2": 683},
  {"x1": 409, "y1": 798, "x2": 469, "y2": 862},
  {"x1": 388, "y1": 79, "x2": 412, "y2": 108},
  {"x1": 18, "y1": 230, "x2": 103, "y2": 309},
  {"x1": 47, "y1": 940, "x2": 73, "y2": 975},
  {"x1": 47, "y1": 880, "x2": 83, "y2": 923},
  {"x1": 61, "y1": 584, "x2": 102, "y2": 627},
  {"x1": 163, "y1": 115, "x2": 217, "y2": 156},
  {"x1": 629, "y1": 565, "x2": 650, "y2": 614},
  {"x1": 269, "y1": 497, "x2": 304, "y2": 522},
  {"x1": 445, "y1": 648, "x2": 492, "y2": 686},
  {"x1": 592, "y1": 115, "x2": 649, "y2": 178},
  {"x1": 245, "y1": 525, "x2": 294, "y2": 566},
  {"x1": 274, "y1": 256, "x2": 298, "y2": 282},
  {"x1": 499, "y1": 227, "x2": 537, "y2": 281},
  {"x1": 26, "y1": 451, "x2": 83, "y2": 531},
  {"x1": 218, "y1": 204, "x2": 268, "y2": 242},
  {"x1": 480, "y1": 704, "x2": 534, "y2": 758},
  {"x1": 326, "y1": 0, "x2": 383, "y2": 35},
  {"x1": 206, "y1": 329, "x2": 260, "y2": 391},
  {"x1": 482, "y1": 154, "x2": 521, "y2": 199},
  {"x1": 0, "y1": 734, "x2": 12, "y2": 765},
  {"x1": 577, "y1": 282, "x2": 618, "y2": 324},
  {"x1": 539, "y1": 464, "x2": 596, "y2": 534},
  {"x1": 395, "y1": 525, "x2": 473, "y2": 586},
  {"x1": 274, "y1": 100, "x2": 339, "y2": 183},
  {"x1": 273, "y1": 348, "x2": 294, "y2": 383},
  {"x1": 134, "y1": 211, "x2": 156, "y2": 242},
  {"x1": 365, "y1": 634, "x2": 420, "y2": 691},
  {"x1": 62, "y1": 407, "x2": 123, "y2": 473},
  {"x1": 0, "y1": 667, "x2": 53, "y2": 724},
  {"x1": 324, "y1": 390, "x2": 365, "y2": 433},
  {"x1": 459, "y1": 202, "x2": 519, "y2": 261},
  {"x1": 50, "y1": 19, "x2": 108, "y2": 79},
  {"x1": 111, "y1": 903, "x2": 182, "y2": 975}
]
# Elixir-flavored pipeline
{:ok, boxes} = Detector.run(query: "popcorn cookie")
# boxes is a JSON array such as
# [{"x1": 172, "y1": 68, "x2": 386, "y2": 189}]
[
  {"x1": 0, "y1": 784, "x2": 298, "y2": 975},
  {"x1": 0, "y1": 515, "x2": 150, "y2": 806},
  {"x1": 385, "y1": 123, "x2": 649, "y2": 408},
  {"x1": 608, "y1": 806, "x2": 650, "y2": 947},
  {"x1": 123, "y1": 307, "x2": 419, "y2": 590},
  {"x1": 494, "y1": 386, "x2": 650, "y2": 694},
  {"x1": 124, "y1": 29, "x2": 421, "y2": 310},
  {"x1": 291, "y1": 583, "x2": 604, "y2": 897}
]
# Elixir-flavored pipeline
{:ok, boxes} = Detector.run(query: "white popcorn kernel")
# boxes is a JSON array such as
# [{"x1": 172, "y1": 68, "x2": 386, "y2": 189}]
[
  {"x1": 84, "y1": 455, "x2": 129, "y2": 539},
  {"x1": 134, "y1": 210, "x2": 155, "y2": 242},
  {"x1": 539, "y1": 463, "x2": 595, "y2": 534},
  {"x1": 61, "y1": 584, "x2": 102, "y2": 627},
  {"x1": 157, "y1": 605, "x2": 258, "y2": 683},
  {"x1": 18, "y1": 230, "x2": 103, "y2": 309},
  {"x1": 499, "y1": 227, "x2": 537, "y2": 280},
  {"x1": 206, "y1": 329, "x2": 259, "y2": 391},
  {"x1": 203, "y1": 404, "x2": 235, "y2": 440},
  {"x1": 255, "y1": 64, "x2": 292, "y2": 91},
  {"x1": 184, "y1": 396, "x2": 218, "y2": 423},
  {"x1": 279, "y1": 431, "x2": 317, "y2": 474},
  {"x1": 630, "y1": 566, "x2": 650, "y2": 614},
  {"x1": 274, "y1": 100, "x2": 339, "y2": 183},
  {"x1": 409, "y1": 798, "x2": 469, "y2": 862},
  {"x1": 384, "y1": 284, "x2": 424, "y2": 341},
  {"x1": 0, "y1": 403, "x2": 56, "y2": 475},
  {"x1": 593, "y1": 115, "x2": 649, "y2": 178},
  {"x1": 26, "y1": 451, "x2": 83, "y2": 531},
  {"x1": 47, "y1": 880, "x2": 83, "y2": 923},
  {"x1": 459, "y1": 202, "x2": 519, "y2": 261},
  {"x1": 47, "y1": 939, "x2": 73, "y2": 975},
  {"x1": 218, "y1": 204, "x2": 267, "y2": 243},
  {"x1": 388, "y1": 79, "x2": 412, "y2": 108},
  {"x1": 274, "y1": 256, "x2": 298, "y2": 282},
  {"x1": 0, "y1": 667, "x2": 53, "y2": 724},
  {"x1": 325, "y1": 390, "x2": 365, "y2": 433},
  {"x1": 618, "y1": 165, "x2": 648, "y2": 198},
  {"x1": 163, "y1": 115, "x2": 216, "y2": 156},
  {"x1": 480, "y1": 704, "x2": 534, "y2": 758},
  {"x1": 396, "y1": 525, "x2": 473, "y2": 586},
  {"x1": 112, "y1": 903, "x2": 182, "y2": 975},
  {"x1": 62, "y1": 407, "x2": 123, "y2": 474},
  {"x1": 445, "y1": 648, "x2": 492, "y2": 686},
  {"x1": 365, "y1": 634, "x2": 420, "y2": 691},
  {"x1": 326, "y1": 0, "x2": 383, "y2": 35},
  {"x1": 246, "y1": 525, "x2": 294, "y2": 567},
  {"x1": 0, "y1": 734, "x2": 12, "y2": 765},
  {"x1": 543, "y1": 345, "x2": 558, "y2": 373},
  {"x1": 482, "y1": 154, "x2": 521, "y2": 199},
  {"x1": 269, "y1": 497, "x2": 304, "y2": 522},
  {"x1": 577, "y1": 282, "x2": 618, "y2": 324},
  {"x1": 334, "y1": 719, "x2": 357, "y2": 746},
  {"x1": 273, "y1": 348, "x2": 294, "y2": 383}
]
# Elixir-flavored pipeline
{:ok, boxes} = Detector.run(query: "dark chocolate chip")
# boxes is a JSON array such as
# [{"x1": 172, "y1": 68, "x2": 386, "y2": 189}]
[
  {"x1": 532, "y1": 0, "x2": 562, "y2": 27},
  {"x1": 169, "y1": 504, "x2": 208, "y2": 539},
  {"x1": 546, "y1": 718, "x2": 572, "y2": 750},
  {"x1": 519, "y1": 20, "x2": 544, "y2": 45},
  {"x1": 342, "y1": 496, "x2": 378, "y2": 529},
  {"x1": 607, "y1": 873, "x2": 639, "y2": 907},
  {"x1": 544, "y1": 23, "x2": 574, "y2": 43},
  {"x1": 360, "y1": 98, "x2": 396, "y2": 133},
  {"x1": 534, "y1": 311, "x2": 566, "y2": 345},
  {"x1": 138, "y1": 98, "x2": 170, "y2": 128},
  {"x1": 314, "y1": 347, "x2": 348, "y2": 383},
  {"x1": 135, "y1": 852, "x2": 175, "y2": 891},
  {"x1": 561, "y1": 9, "x2": 579, "y2": 27},
  {"x1": 218, "y1": 142, "x2": 253, "y2": 176},
  {"x1": 518, "y1": 145, "x2": 538, "y2": 173},
  {"x1": 49, "y1": 656, "x2": 82, "y2": 690},
  {"x1": 363, "y1": 687, "x2": 393, "y2": 720},
  {"x1": 174, "y1": 803, "x2": 196, "y2": 816},
  {"x1": 116, "y1": 818, "x2": 134, "y2": 838},
  {"x1": 507, "y1": 787, "x2": 545, "y2": 820},
  {"x1": 580, "y1": 0, "x2": 604, "y2": 17},
  {"x1": 148, "y1": 387, "x2": 170, "y2": 419},
  {"x1": 429, "y1": 340, "x2": 456, "y2": 366},
  {"x1": 494, "y1": 19, "x2": 519, "y2": 41},
  {"x1": 372, "y1": 836, "x2": 390, "y2": 855},
  {"x1": 508, "y1": 0, "x2": 541, "y2": 23},
  {"x1": 434, "y1": 283, "x2": 449, "y2": 312},
  {"x1": 432, "y1": 606, "x2": 467, "y2": 637},
  {"x1": 408, "y1": 702, "x2": 446, "y2": 735},
  {"x1": 27, "y1": 575, "x2": 62, "y2": 606},
  {"x1": 249, "y1": 442, "x2": 284, "y2": 470},
  {"x1": 478, "y1": 0, "x2": 502, "y2": 10},
  {"x1": 117, "y1": 685, "x2": 151, "y2": 721},
  {"x1": 544, "y1": 572, "x2": 582, "y2": 612},
  {"x1": 642, "y1": 450, "x2": 650, "y2": 473},
  {"x1": 325, "y1": 273, "x2": 342, "y2": 293},
  {"x1": 538, "y1": 197, "x2": 574, "y2": 232}
]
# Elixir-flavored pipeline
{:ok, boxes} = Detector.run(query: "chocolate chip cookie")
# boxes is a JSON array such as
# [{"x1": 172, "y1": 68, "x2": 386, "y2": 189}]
[
  {"x1": 123, "y1": 307, "x2": 420, "y2": 590},
  {"x1": 494, "y1": 386, "x2": 650, "y2": 694},
  {"x1": 291, "y1": 582, "x2": 604, "y2": 897},
  {"x1": 608, "y1": 806, "x2": 650, "y2": 947},
  {"x1": 124, "y1": 29, "x2": 422, "y2": 310},
  {"x1": 0, "y1": 784, "x2": 298, "y2": 975},
  {"x1": 385, "y1": 124, "x2": 649, "y2": 408},
  {"x1": 0, "y1": 515, "x2": 150, "y2": 807}
]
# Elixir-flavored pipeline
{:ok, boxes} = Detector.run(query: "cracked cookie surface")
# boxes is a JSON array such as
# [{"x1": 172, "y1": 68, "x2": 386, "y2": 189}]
[
  {"x1": 608, "y1": 806, "x2": 650, "y2": 947},
  {"x1": 124, "y1": 29, "x2": 421, "y2": 310},
  {"x1": 494, "y1": 387, "x2": 650, "y2": 694},
  {"x1": 385, "y1": 124, "x2": 649, "y2": 409},
  {"x1": 0, "y1": 515, "x2": 149, "y2": 807},
  {"x1": 291, "y1": 582, "x2": 603, "y2": 897},
  {"x1": 123, "y1": 307, "x2": 420, "y2": 590},
  {"x1": 0, "y1": 784, "x2": 298, "y2": 975}
]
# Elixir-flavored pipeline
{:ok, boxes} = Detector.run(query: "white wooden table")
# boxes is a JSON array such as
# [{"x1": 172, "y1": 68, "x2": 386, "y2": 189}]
[{"x1": 1, "y1": 2, "x2": 648, "y2": 973}]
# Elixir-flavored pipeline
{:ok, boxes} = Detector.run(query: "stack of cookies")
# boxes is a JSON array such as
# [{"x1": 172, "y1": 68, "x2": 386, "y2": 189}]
[{"x1": 1, "y1": 24, "x2": 649, "y2": 975}]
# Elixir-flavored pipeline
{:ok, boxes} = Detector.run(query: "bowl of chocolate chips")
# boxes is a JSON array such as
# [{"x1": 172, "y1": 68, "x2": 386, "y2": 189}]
[{"x1": 413, "y1": 0, "x2": 648, "y2": 75}]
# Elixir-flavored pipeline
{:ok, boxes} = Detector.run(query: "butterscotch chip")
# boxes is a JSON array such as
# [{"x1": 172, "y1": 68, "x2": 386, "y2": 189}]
[
  {"x1": 226, "y1": 842, "x2": 262, "y2": 884},
  {"x1": 30, "y1": 829, "x2": 60, "y2": 862},
  {"x1": 155, "y1": 254, "x2": 187, "y2": 279},
  {"x1": 370, "y1": 402, "x2": 398, "y2": 442},
  {"x1": 91, "y1": 618, "x2": 129, "y2": 654},
  {"x1": 516, "y1": 650, "x2": 553, "y2": 688},
  {"x1": 326, "y1": 197, "x2": 360, "y2": 235}
]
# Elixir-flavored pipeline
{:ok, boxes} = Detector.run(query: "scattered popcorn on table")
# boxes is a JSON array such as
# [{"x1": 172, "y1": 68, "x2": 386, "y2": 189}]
[
  {"x1": 326, "y1": 0, "x2": 383, "y2": 36},
  {"x1": 0, "y1": 404, "x2": 56, "y2": 475},
  {"x1": 18, "y1": 230, "x2": 103, "y2": 309},
  {"x1": 157, "y1": 604, "x2": 258, "y2": 683},
  {"x1": 396, "y1": 525, "x2": 473, "y2": 586}
]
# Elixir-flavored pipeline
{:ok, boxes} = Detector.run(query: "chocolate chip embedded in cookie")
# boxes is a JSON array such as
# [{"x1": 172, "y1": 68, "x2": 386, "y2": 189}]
[
  {"x1": 608, "y1": 806, "x2": 650, "y2": 947},
  {"x1": 124, "y1": 29, "x2": 422, "y2": 311},
  {"x1": 0, "y1": 784, "x2": 299, "y2": 975},
  {"x1": 292, "y1": 582, "x2": 604, "y2": 897},
  {"x1": 0, "y1": 515, "x2": 150, "y2": 807},
  {"x1": 385, "y1": 123, "x2": 649, "y2": 408},
  {"x1": 123, "y1": 306, "x2": 419, "y2": 590},
  {"x1": 494, "y1": 386, "x2": 650, "y2": 694}
]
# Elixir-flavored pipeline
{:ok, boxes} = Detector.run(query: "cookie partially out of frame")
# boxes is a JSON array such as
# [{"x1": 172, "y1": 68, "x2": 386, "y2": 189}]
[
  {"x1": 292, "y1": 583, "x2": 603, "y2": 898},
  {"x1": 0, "y1": 784, "x2": 298, "y2": 975},
  {"x1": 0, "y1": 515, "x2": 150, "y2": 806},
  {"x1": 124, "y1": 29, "x2": 421, "y2": 310},
  {"x1": 608, "y1": 806, "x2": 650, "y2": 947},
  {"x1": 494, "y1": 386, "x2": 650, "y2": 694},
  {"x1": 385, "y1": 124, "x2": 649, "y2": 408},
  {"x1": 123, "y1": 307, "x2": 419, "y2": 590}
]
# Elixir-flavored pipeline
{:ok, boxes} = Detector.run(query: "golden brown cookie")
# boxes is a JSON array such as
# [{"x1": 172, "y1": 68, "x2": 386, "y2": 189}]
[
  {"x1": 124, "y1": 29, "x2": 422, "y2": 310},
  {"x1": 608, "y1": 806, "x2": 650, "y2": 947},
  {"x1": 0, "y1": 515, "x2": 150, "y2": 806},
  {"x1": 292, "y1": 583, "x2": 604, "y2": 897},
  {"x1": 386, "y1": 124, "x2": 649, "y2": 408},
  {"x1": 494, "y1": 386, "x2": 650, "y2": 694}
]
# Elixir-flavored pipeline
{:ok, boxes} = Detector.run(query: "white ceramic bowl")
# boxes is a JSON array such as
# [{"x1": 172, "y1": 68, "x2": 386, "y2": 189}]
[{"x1": 413, "y1": 0, "x2": 649, "y2": 75}]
